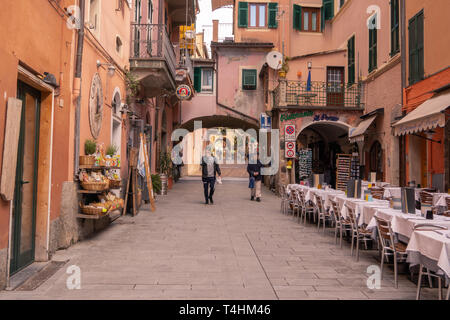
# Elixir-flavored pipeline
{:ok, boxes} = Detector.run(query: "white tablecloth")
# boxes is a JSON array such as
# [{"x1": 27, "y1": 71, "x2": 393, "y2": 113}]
[
  {"x1": 407, "y1": 230, "x2": 450, "y2": 279},
  {"x1": 434, "y1": 193, "x2": 450, "y2": 207},
  {"x1": 367, "y1": 208, "x2": 450, "y2": 239},
  {"x1": 333, "y1": 195, "x2": 390, "y2": 225}
]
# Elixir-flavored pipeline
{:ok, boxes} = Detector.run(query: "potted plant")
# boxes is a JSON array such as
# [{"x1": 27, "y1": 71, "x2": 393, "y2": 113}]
[
  {"x1": 278, "y1": 56, "x2": 290, "y2": 78},
  {"x1": 151, "y1": 174, "x2": 162, "y2": 196},
  {"x1": 80, "y1": 139, "x2": 97, "y2": 166},
  {"x1": 106, "y1": 144, "x2": 118, "y2": 167},
  {"x1": 158, "y1": 151, "x2": 172, "y2": 195}
]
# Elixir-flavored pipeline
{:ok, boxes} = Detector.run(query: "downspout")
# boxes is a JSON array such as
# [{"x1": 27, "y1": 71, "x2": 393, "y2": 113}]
[
  {"x1": 400, "y1": 0, "x2": 406, "y2": 186},
  {"x1": 73, "y1": 0, "x2": 85, "y2": 179}
]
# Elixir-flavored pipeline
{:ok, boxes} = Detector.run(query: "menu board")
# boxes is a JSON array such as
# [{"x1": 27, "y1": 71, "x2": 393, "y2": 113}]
[{"x1": 336, "y1": 154, "x2": 351, "y2": 192}]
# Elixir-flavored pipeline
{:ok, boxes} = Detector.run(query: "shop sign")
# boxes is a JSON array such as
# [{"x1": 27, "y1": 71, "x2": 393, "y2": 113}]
[
  {"x1": 280, "y1": 111, "x2": 314, "y2": 122},
  {"x1": 260, "y1": 113, "x2": 271, "y2": 130},
  {"x1": 313, "y1": 113, "x2": 339, "y2": 122},
  {"x1": 285, "y1": 141, "x2": 296, "y2": 158},
  {"x1": 176, "y1": 85, "x2": 192, "y2": 100},
  {"x1": 285, "y1": 125, "x2": 296, "y2": 141}
]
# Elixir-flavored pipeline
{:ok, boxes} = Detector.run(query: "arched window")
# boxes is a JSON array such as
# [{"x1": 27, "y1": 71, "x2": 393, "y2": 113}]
[
  {"x1": 370, "y1": 141, "x2": 383, "y2": 178},
  {"x1": 112, "y1": 91, "x2": 121, "y2": 115}
]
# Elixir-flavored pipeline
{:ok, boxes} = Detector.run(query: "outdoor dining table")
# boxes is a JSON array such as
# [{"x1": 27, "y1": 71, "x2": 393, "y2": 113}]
[
  {"x1": 383, "y1": 188, "x2": 449, "y2": 206},
  {"x1": 367, "y1": 207, "x2": 450, "y2": 240},
  {"x1": 406, "y1": 229, "x2": 450, "y2": 283},
  {"x1": 332, "y1": 194, "x2": 390, "y2": 226}
]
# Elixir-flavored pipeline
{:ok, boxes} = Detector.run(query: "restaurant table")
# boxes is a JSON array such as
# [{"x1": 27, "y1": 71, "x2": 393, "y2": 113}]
[
  {"x1": 406, "y1": 229, "x2": 450, "y2": 282},
  {"x1": 309, "y1": 188, "x2": 345, "y2": 208},
  {"x1": 333, "y1": 195, "x2": 390, "y2": 225},
  {"x1": 434, "y1": 193, "x2": 450, "y2": 207},
  {"x1": 367, "y1": 208, "x2": 450, "y2": 239}
]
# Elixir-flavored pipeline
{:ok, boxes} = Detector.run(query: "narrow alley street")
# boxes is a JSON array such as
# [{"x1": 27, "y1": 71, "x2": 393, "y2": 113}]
[{"x1": 0, "y1": 180, "x2": 433, "y2": 300}]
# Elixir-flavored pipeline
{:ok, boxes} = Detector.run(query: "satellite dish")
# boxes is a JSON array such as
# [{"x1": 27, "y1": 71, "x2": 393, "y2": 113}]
[{"x1": 266, "y1": 51, "x2": 283, "y2": 70}]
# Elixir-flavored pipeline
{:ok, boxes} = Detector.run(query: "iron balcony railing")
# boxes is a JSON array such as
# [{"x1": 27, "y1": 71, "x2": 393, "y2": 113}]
[
  {"x1": 274, "y1": 80, "x2": 364, "y2": 109},
  {"x1": 131, "y1": 23, "x2": 177, "y2": 80}
]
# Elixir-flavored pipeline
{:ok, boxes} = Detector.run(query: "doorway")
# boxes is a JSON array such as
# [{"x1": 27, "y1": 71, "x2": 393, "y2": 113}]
[
  {"x1": 326, "y1": 67, "x2": 345, "y2": 106},
  {"x1": 10, "y1": 81, "x2": 41, "y2": 275}
]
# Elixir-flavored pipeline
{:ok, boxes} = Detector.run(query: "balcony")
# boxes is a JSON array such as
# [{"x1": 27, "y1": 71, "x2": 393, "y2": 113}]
[
  {"x1": 130, "y1": 24, "x2": 178, "y2": 96},
  {"x1": 274, "y1": 80, "x2": 364, "y2": 110}
]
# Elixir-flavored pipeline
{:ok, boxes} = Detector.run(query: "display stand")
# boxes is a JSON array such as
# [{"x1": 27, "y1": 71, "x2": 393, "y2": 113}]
[
  {"x1": 140, "y1": 133, "x2": 156, "y2": 212},
  {"x1": 336, "y1": 154, "x2": 351, "y2": 192},
  {"x1": 298, "y1": 148, "x2": 312, "y2": 181},
  {"x1": 350, "y1": 153, "x2": 360, "y2": 180},
  {"x1": 124, "y1": 148, "x2": 138, "y2": 216}
]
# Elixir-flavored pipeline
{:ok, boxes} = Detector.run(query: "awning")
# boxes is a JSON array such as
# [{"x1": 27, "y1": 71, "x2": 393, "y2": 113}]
[
  {"x1": 348, "y1": 115, "x2": 377, "y2": 143},
  {"x1": 211, "y1": 0, "x2": 233, "y2": 11},
  {"x1": 393, "y1": 91, "x2": 450, "y2": 136}
]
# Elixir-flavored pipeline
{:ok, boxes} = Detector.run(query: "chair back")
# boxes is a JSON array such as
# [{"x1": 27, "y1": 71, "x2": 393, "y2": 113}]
[
  {"x1": 370, "y1": 187, "x2": 384, "y2": 200},
  {"x1": 374, "y1": 216, "x2": 395, "y2": 250},
  {"x1": 298, "y1": 189, "x2": 306, "y2": 206},
  {"x1": 279, "y1": 185, "x2": 287, "y2": 199},
  {"x1": 420, "y1": 191, "x2": 434, "y2": 206},
  {"x1": 446, "y1": 196, "x2": 450, "y2": 210},
  {"x1": 330, "y1": 199, "x2": 340, "y2": 220},
  {"x1": 315, "y1": 194, "x2": 324, "y2": 214},
  {"x1": 345, "y1": 204, "x2": 358, "y2": 231}
]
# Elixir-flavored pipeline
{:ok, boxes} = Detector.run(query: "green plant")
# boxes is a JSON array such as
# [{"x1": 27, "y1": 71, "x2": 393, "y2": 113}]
[
  {"x1": 281, "y1": 56, "x2": 290, "y2": 73},
  {"x1": 159, "y1": 151, "x2": 172, "y2": 176},
  {"x1": 106, "y1": 144, "x2": 118, "y2": 157},
  {"x1": 151, "y1": 174, "x2": 162, "y2": 194},
  {"x1": 125, "y1": 68, "x2": 140, "y2": 104},
  {"x1": 84, "y1": 139, "x2": 97, "y2": 155}
]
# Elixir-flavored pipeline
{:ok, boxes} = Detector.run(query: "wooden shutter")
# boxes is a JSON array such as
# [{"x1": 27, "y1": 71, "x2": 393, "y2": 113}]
[
  {"x1": 369, "y1": 15, "x2": 377, "y2": 72},
  {"x1": 268, "y1": 3, "x2": 278, "y2": 28},
  {"x1": 194, "y1": 67, "x2": 201, "y2": 92},
  {"x1": 390, "y1": 0, "x2": 399, "y2": 55},
  {"x1": 323, "y1": 0, "x2": 334, "y2": 21},
  {"x1": 348, "y1": 36, "x2": 355, "y2": 85},
  {"x1": 417, "y1": 11, "x2": 424, "y2": 82},
  {"x1": 242, "y1": 69, "x2": 257, "y2": 90},
  {"x1": 238, "y1": 2, "x2": 248, "y2": 28},
  {"x1": 293, "y1": 4, "x2": 302, "y2": 31},
  {"x1": 408, "y1": 11, "x2": 424, "y2": 85}
]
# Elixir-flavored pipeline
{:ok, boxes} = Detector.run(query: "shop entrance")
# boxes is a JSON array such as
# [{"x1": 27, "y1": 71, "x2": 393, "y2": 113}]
[
  {"x1": 295, "y1": 122, "x2": 356, "y2": 188},
  {"x1": 10, "y1": 81, "x2": 41, "y2": 274}
]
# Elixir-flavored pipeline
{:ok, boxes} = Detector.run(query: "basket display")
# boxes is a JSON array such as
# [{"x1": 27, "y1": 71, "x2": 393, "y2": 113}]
[
  {"x1": 80, "y1": 181, "x2": 109, "y2": 191},
  {"x1": 79, "y1": 155, "x2": 96, "y2": 166},
  {"x1": 109, "y1": 179, "x2": 121, "y2": 189},
  {"x1": 79, "y1": 202, "x2": 107, "y2": 216}
]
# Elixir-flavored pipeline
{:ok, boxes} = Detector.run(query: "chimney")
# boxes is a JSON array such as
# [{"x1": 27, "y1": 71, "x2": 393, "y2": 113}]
[{"x1": 212, "y1": 20, "x2": 219, "y2": 42}]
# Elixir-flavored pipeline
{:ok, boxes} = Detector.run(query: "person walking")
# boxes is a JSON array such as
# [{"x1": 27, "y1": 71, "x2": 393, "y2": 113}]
[
  {"x1": 201, "y1": 150, "x2": 221, "y2": 205},
  {"x1": 247, "y1": 155, "x2": 263, "y2": 202}
]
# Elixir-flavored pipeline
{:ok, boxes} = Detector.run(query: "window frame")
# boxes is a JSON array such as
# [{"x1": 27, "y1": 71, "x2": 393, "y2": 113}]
[
  {"x1": 368, "y1": 14, "x2": 378, "y2": 73},
  {"x1": 390, "y1": 0, "x2": 400, "y2": 56},
  {"x1": 301, "y1": 7, "x2": 320, "y2": 32},
  {"x1": 201, "y1": 68, "x2": 214, "y2": 92},
  {"x1": 248, "y1": 3, "x2": 267, "y2": 28}
]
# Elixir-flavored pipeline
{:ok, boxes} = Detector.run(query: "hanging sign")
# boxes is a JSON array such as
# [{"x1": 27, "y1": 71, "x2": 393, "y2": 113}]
[
  {"x1": 285, "y1": 124, "x2": 296, "y2": 141},
  {"x1": 285, "y1": 141, "x2": 296, "y2": 158},
  {"x1": 176, "y1": 85, "x2": 192, "y2": 100}
]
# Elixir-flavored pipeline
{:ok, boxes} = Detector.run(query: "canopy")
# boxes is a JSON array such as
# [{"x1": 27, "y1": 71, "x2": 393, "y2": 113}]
[
  {"x1": 348, "y1": 115, "x2": 377, "y2": 143},
  {"x1": 393, "y1": 91, "x2": 450, "y2": 136}
]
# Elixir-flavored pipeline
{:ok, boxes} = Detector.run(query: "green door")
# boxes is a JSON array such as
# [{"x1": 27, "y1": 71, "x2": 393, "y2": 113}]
[{"x1": 10, "y1": 81, "x2": 41, "y2": 275}]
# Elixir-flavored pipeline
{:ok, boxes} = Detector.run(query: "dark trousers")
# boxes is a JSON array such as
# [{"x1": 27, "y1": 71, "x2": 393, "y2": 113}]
[{"x1": 202, "y1": 177, "x2": 215, "y2": 201}]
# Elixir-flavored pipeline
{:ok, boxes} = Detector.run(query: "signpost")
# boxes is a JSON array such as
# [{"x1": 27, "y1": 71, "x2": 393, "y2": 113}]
[{"x1": 285, "y1": 141, "x2": 296, "y2": 158}]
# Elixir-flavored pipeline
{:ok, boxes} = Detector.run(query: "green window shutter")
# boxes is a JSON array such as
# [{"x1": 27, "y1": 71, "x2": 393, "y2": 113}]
[
  {"x1": 323, "y1": 0, "x2": 334, "y2": 20},
  {"x1": 268, "y1": 3, "x2": 278, "y2": 28},
  {"x1": 293, "y1": 4, "x2": 302, "y2": 31},
  {"x1": 242, "y1": 69, "x2": 257, "y2": 90},
  {"x1": 194, "y1": 67, "x2": 201, "y2": 92},
  {"x1": 348, "y1": 36, "x2": 355, "y2": 85},
  {"x1": 390, "y1": 0, "x2": 400, "y2": 56},
  {"x1": 417, "y1": 11, "x2": 424, "y2": 82},
  {"x1": 238, "y1": 2, "x2": 248, "y2": 28},
  {"x1": 369, "y1": 15, "x2": 377, "y2": 72},
  {"x1": 408, "y1": 10, "x2": 423, "y2": 85}
]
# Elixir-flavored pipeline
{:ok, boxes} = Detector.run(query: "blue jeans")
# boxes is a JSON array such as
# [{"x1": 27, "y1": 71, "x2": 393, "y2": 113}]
[{"x1": 202, "y1": 177, "x2": 216, "y2": 201}]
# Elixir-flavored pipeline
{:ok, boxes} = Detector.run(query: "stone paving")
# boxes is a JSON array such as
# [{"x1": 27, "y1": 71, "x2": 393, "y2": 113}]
[{"x1": 0, "y1": 179, "x2": 439, "y2": 300}]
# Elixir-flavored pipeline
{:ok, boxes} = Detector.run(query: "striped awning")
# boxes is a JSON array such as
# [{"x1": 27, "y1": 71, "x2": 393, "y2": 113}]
[
  {"x1": 348, "y1": 115, "x2": 377, "y2": 143},
  {"x1": 393, "y1": 91, "x2": 450, "y2": 136}
]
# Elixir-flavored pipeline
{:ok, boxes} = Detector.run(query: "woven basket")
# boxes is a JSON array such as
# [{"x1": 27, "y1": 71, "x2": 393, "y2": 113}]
[
  {"x1": 80, "y1": 202, "x2": 105, "y2": 215},
  {"x1": 109, "y1": 179, "x2": 121, "y2": 189},
  {"x1": 79, "y1": 155, "x2": 96, "y2": 166},
  {"x1": 81, "y1": 181, "x2": 109, "y2": 191}
]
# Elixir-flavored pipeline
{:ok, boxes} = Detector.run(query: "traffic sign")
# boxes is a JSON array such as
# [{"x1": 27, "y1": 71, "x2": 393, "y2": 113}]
[
  {"x1": 285, "y1": 141, "x2": 296, "y2": 158},
  {"x1": 285, "y1": 125, "x2": 296, "y2": 141}
]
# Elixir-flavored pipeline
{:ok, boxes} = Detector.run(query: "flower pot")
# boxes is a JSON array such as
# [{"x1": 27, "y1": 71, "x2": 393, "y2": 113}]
[
  {"x1": 159, "y1": 173, "x2": 168, "y2": 195},
  {"x1": 79, "y1": 155, "x2": 95, "y2": 166},
  {"x1": 168, "y1": 177, "x2": 173, "y2": 189}
]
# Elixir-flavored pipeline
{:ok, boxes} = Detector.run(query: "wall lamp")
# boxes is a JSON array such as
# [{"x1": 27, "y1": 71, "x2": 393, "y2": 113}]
[{"x1": 96, "y1": 60, "x2": 116, "y2": 76}]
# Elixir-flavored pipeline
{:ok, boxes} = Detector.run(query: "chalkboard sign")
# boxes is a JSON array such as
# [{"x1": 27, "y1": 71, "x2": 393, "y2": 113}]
[
  {"x1": 401, "y1": 187, "x2": 415, "y2": 214},
  {"x1": 346, "y1": 179, "x2": 362, "y2": 199}
]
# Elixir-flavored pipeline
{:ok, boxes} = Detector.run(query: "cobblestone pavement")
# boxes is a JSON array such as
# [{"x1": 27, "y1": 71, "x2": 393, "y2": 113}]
[{"x1": 0, "y1": 179, "x2": 439, "y2": 300}]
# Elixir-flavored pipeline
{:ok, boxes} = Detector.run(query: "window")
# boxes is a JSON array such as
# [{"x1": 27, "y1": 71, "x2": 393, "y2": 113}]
[
  {"x1": 370, "y1": 141, "x2": 383, "y2": 179},
  {"x1": 340, "y1": 0, "x2": 345, "y2": 8},
  {"x1": 390, "y1": 0, "x2": 400, "y2": 56},
  {"x1": 238, "y1": 2, "x2": 248, "y2": 28},
  {"x1": 135, "y1": 0, "x2": 142, "y2": 23},
  {"x1": 368, "y1": 15, "x2": 377, "y2": 72},
  {"x1": 194, "y1": 67, "x2": 214, "y2": 93},
  {"x1": 323, "y1": 0, "x2": 334, "y2": 20},
  {"x1": 116, "y1": 36, "x2": 123, "y2": 55},
  {"x1": 293, "y1": 6, "x2": 320, "y2": 32},
  {"x1": 201, "y1": 69, "x2": 213, "y2": 91},
  {"x1": 148, "y1": 0, "x2": 153, "y2": 23},
  {"x1": 242, "y1": 69, "x2": 257, "y2": 90},
  {"x1": 347, "y1": 36, "x2": 355, "y2": 85},
  {"x1": 268, "y1": 3, "x2": 278, "y2": 28},
  {"x1": 249, "y1": 3, "x2": 267, "y2": 28},
  {"x1": 89, "y1": 0, "x2": 101, "y2": 32},
  {"x1": 409, "y1": 10, "x2": 424, "y2": 85}
]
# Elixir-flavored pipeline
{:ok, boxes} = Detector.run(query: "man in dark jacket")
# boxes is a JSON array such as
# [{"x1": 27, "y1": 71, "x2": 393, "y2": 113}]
[
  {"x1": 201, "y1": 151, "x2": 221, "y2": 205},
  {"x1": 247, "y1": 155, "x2": 263, "y2": 202}
]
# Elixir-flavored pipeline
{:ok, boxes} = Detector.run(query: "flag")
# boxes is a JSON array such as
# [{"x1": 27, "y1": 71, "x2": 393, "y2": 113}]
[
  {"x1": 306, "y1": 69, "x2": 312, "y2": 92},
  {"x1": 137, "y1": 141, "x2": 146, "y2": 177}
]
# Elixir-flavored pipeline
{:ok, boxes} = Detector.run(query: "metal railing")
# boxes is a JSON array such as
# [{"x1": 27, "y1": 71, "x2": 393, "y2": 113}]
[
  {"x1": 131, "y1": 23, "x2": 177, "y2": 79},
  {"x1": 274, "y1": 80, "x2": 364, "y2": 109}
]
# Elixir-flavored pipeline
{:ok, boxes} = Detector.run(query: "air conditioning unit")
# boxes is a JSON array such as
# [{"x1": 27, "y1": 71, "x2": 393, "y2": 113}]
[{"x1": 224, "y1": 36, "x2": 234, "y2": 43}]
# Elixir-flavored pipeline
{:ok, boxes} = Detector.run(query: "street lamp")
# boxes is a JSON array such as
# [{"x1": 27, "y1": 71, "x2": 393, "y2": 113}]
[
  {"x1": 308, "y1": 61, "x2": 312, "y2": 70},
  {"x1": 96, "y1": 60, "x2": 116, "y2": 77}
]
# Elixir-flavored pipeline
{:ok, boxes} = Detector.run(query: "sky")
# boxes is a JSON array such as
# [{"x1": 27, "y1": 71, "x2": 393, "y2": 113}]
[{"x1": 196, "y1": 0, "x2": 233, "y2": 55}]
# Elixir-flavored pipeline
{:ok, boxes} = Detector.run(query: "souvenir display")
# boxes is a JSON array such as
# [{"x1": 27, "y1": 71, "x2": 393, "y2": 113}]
[{"x1": 336, "y1": 154, "x2": 351, "y2": 192}]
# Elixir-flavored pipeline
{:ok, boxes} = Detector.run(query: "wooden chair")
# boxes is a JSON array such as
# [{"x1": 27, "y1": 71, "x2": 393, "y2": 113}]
[
  {"x1": 291, "y1": 190, "x2": 302, "y2": 221},
  {"x1": 346, "y1": 205, "x2": 372, "y2": 262},
  {"x1": 420, "y1": 191, "x2": 435, "y2": 215},
  {"x1": 299, "y1": 190, "x2": 315, "y2": 225},
  {"x1": 369, "y1": 187, "x2": 384, "y2": 200},
  {"x1": 279, "y1": 185, "x2": 289, "y2": 215},
  {"x1": 315, "y1": 194, "x2": 333, "y2": 233},
  {"x1": 374, "y1": 216, "x2": 408, "y2": 288},
  {"x1": 330, "y1": 199, "x2": 352, "y2": 247},
  {"x1": 414, "y1": 224, "x2": 449, "y2": 300}
]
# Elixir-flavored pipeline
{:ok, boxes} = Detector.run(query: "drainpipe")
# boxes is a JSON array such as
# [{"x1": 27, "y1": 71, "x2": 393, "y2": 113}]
[
  {"x1": 73, "y1": 0, "x2": 85, "y2": 179},
  {"x1": 399, "y1": 0, "x2": 406, "y2": 186}
]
